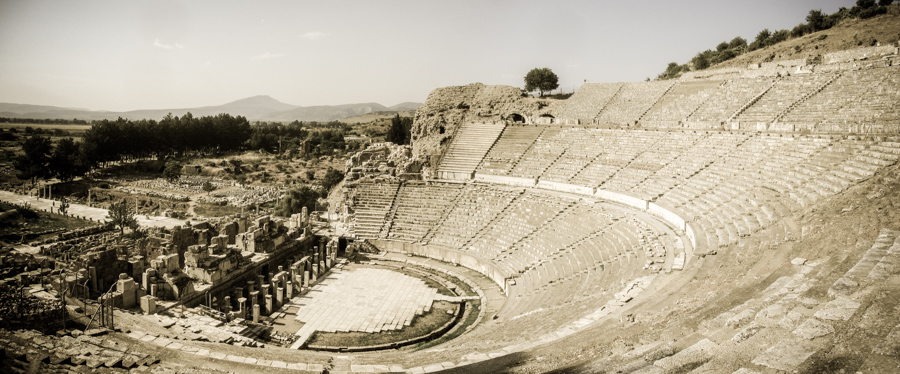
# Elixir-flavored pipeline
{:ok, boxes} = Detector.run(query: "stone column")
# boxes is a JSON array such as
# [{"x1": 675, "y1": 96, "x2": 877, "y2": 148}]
[
  {"x1": 265, "y1": 295, "x2": 273, "y2": 315},
  {"x1": 246, "y1": 280, "x2": 255, "y2": 293},
  {"x1": 252, "y1": 304, "x2": 260, "y2": 323},
  {"x1": 285, "y1": 282, "x2": 292, "y2": 299},
  {"x1": 238, "y1": 297, "x2": 247, "y2": 319},
  {"x1": 249, "y1": 291, "x2": 259, "y2": 308},
  {"x1": 276, "y1": 287, "x2": 284, "y2": 307},
  {"x1": 303, "y1": 270, "x2": 310, "y2": 290},
  {"x1": 223, "y1": 296, "x2": 231, "y2": 313},
  {"x1": 89, "y1": 267, "x2": 98, "y2": 292}
]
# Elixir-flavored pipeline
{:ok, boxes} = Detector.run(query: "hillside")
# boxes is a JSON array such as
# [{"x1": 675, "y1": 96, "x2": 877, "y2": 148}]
[{"x1": 713, "y1": 9, "x2": 900, "y2": 70}]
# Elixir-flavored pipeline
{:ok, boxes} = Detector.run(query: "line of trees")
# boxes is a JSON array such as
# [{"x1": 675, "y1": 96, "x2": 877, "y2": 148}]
[
  {"x1": 12, "y1": 112, "x2": 362, "y2": 184},
  {"x1": 0, "y1": 117, "x2": 90, "y2": 125},
  {"x1": 247, "y1": 120, "x2": 351, "y2": 157},
  {"x1": 658, "y1": 0, "x2": 895, "y2": 79},
  {"x1": 14, "y1": 112, "x2": 252, "y2": 183}
]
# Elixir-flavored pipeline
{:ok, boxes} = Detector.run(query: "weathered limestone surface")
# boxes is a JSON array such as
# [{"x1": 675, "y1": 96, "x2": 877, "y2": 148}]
[{"x1": 411, "y1": 83, "x2": 539, "y2": 173}]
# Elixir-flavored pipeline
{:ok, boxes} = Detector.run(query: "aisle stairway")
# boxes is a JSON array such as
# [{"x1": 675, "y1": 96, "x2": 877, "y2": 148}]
[{"x1": 436, "y1": 122, "x2": 506, "y2": 180}]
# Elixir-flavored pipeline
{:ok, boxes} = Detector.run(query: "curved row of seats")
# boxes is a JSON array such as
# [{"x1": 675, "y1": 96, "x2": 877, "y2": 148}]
[
  {"x1": 349, "y1": 182, "x2": 667, "y2": 302},
  {"x1": 550, "y1": 64, "x2": 899, "y2": 130},
  {"x1": 468, "y1": 126, "x2": 900, "y2": 253}
]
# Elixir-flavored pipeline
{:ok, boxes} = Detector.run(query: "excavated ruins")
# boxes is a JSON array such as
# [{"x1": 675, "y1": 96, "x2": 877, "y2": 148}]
[{"x1": 2, "y1": 43, "x2": 900, "y2": 374}]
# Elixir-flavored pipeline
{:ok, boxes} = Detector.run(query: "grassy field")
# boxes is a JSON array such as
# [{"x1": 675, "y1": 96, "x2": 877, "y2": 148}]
[{"x1": 0, "y1": 201, "x2": 94, "y2": 243}]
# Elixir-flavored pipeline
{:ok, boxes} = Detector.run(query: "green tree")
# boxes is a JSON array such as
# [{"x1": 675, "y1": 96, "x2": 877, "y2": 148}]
[
  {"x1": 58, "y1": 197, "x2": 70, "y2": 216},
  {"x1": 14, "y1": 135, "x2": 53, "y2": 183},
  {"x1": 524, "y1": 67, "x2": 560, "y2": 97},
  {"x1": 729, "y1": 37, "x2": 747, "y2": 49},
  {"x1": 807, "y1": 9, "x2": 828, "y2": 31},
  {"x1": 386, "y1": 114, "x2": 412, "y2": 145},
  {"x1": 201, "y1": 181, "x2": 216, "y2": 195},
  {"x1": 49, "y1": 137, "x2": 84, "y2": 182},
  {"x1": 276, "y1": 186, "x2": 320, "y2": 216},
  {"x1": 692, "y1": 52, "x2": 711, "y2": 70},
  {"x1": 106, "y1": 199, "x2": 138, "y2": 235},
  {"x1": 163, "y1": 161, "x2": 181, "y2": 183},
  {"x1": 321, "y1": 168, "x2": 344, "y2": 194}
]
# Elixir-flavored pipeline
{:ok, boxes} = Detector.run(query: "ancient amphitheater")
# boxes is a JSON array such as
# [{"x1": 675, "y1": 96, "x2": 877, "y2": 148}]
[
  {"x1": 338, "y1": 45, "x2": 900, "y2": 373},
  {"x1": 5, "y1": 44, "x2": 900, "y2": 374}
]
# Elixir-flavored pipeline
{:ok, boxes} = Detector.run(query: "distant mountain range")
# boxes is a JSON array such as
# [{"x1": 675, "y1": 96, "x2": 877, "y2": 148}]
[{"x1": 0, "y1": 96, "x2": 422, "y2": 122}]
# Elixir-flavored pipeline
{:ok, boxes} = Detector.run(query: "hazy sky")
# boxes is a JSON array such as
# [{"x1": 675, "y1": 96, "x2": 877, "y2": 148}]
[{"x1": 0, "y1": 0, "x2": 852, "y2": 112}]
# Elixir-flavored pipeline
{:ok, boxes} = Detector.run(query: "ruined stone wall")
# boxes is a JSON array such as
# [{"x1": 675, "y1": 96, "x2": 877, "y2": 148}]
[{"x1": 410, "y1": 83, "x2": 540, "y2": 168}]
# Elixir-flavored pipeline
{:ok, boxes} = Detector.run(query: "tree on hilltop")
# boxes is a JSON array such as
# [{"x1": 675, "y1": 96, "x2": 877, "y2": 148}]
[{"x1": 524, "y1": 68, "x2": 560, "y2": 97}]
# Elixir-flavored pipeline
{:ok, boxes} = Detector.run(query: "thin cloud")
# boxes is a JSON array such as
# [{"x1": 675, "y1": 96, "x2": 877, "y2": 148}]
[
  {"x1": 252, "y1": 52, "x2": 283, "y2": 60},
  {"x1": 153, "y1": 38, "x2": 184, "y2": 49},
  {"x1": 300, "y1": 31, "x2": 326, "y2": 40}
]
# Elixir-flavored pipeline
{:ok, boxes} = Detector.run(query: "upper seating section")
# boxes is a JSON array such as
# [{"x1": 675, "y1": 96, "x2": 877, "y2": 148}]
[
  {"x1": 436, "y1": 122, "x2": 506, "y2": 180},
  {"x1": 555, "y1": 83, "x2": 623, "y2": 122},
  {"x1": 477, "y1": 125, "x2": 546, "y2": 176},
  {"x1": 641, "y1": 80, "x2": 723, "y2": 127},
  {"x1": 778, "y1": 65, "x2": 900, "y2": 131},
  {"x1": 734, "y1": 73, "x2": 838, "y2": 127},
  {"x1": 686, "y1": 77, "x2": 775, "y2": 125},
  {"x1": 594, "y1": 81, "x2": 675, "y2": 126},
  {"x1": 467, "y1": 124, "x2": 900, "y2": 253},
  {"x1": 535, "y1": 64, "x2": 899, "y2": 131}
]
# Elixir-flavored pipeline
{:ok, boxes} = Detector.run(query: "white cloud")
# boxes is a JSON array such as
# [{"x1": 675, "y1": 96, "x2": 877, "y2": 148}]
[
  {"x1": 300, "y1": 31, "x2": 325, "y2": 40},
  {"x1": 153, "y1": 38, "x2": 184, "y2": 49},
  {"x1": 252, "y1": 52, "x2": 283, "y2": 60}
]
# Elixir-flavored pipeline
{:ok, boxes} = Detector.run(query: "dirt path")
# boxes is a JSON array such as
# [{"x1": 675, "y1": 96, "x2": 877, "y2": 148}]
[{"x1": 0, "y1": 190, "x2": 186, "y2": 229}]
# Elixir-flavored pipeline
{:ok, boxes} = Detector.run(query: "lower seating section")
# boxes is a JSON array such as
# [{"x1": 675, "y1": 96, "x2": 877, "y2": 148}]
[
  {"x1": 477, "y1": 125, "x2": 546, "y2": 176},
  {"x1": 348, "y1": 182, "x2": 400, "y2": 239},
  {"x1": 382, "y1": 182, "x2": 464, "y2": 242},
  {"x1": 354, "y1": 182, "x2": 666, "y2": 305},
  {"x1": 466, "y1": 191, "x2": 576, "y2": 271},
  {"x1": 424, "y1": 184, "x2": 524, "y2": 249}
]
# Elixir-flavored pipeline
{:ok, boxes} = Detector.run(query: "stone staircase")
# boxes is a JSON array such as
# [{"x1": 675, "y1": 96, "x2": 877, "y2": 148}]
[
  {"x1": 436, "y1": 122, "x2": 506, "y2": 180},
  {"x1": 725, "y1": 78, "x2": 780, "y2": 125}
]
